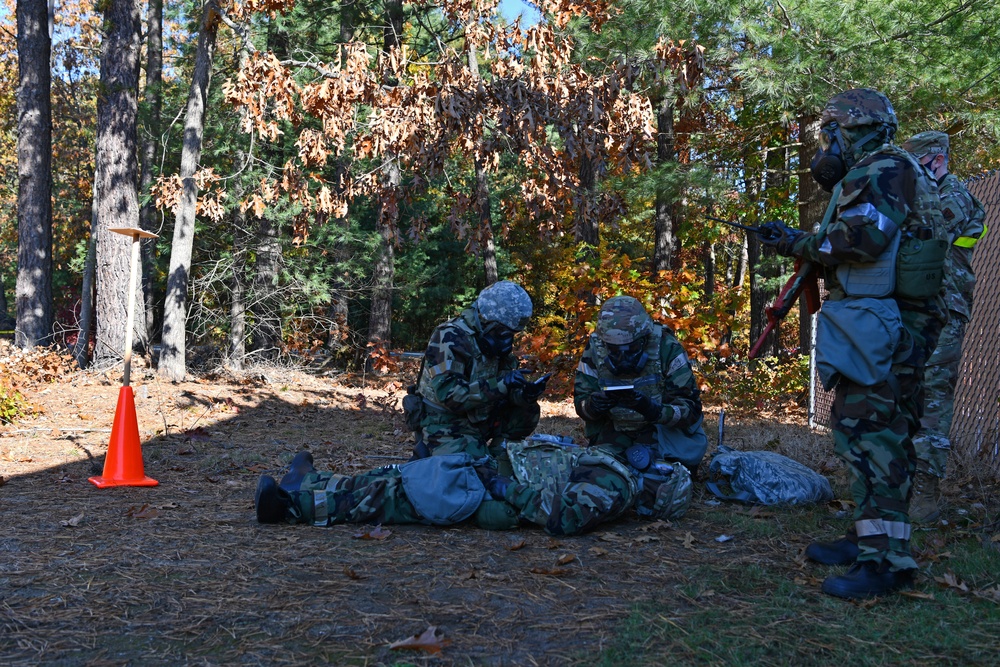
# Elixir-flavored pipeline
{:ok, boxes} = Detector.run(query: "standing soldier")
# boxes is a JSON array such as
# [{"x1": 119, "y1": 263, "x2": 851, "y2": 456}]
[
  {"x1": 901, "y1": 131, "x2": 988, "y2": 523},
  {"x1": 574, "y1": 296, "x2": 705, "y2": 473},
  {"x1": 758, "y1": 89, "x2": 948, "y2": 598},
  {"x1": 409, "y1": 280, "x2": 546, "y2": 462}
]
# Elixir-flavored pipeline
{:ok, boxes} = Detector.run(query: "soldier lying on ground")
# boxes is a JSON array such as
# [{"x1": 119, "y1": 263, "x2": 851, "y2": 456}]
[
  {"x1": 574, "y1": 296, "x2": 706, "y2": 474},
  {"x1": 254, "y1": 436, "x2": 691, "y2": 537},
  {"x1": 405, "y1": 280, "x2": 547, "y2": 463}
]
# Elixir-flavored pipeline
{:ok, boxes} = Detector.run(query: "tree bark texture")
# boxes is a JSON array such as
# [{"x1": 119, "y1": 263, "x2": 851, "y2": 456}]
[
  {"x1": 15, "y1": 0, "x2": 54, "y2": 348},
  {"x1": 248, "y1": 215, "x2": 282, "y2": 358},
  {"x1": 653, "y1": 92, "x2": 677, "y2": 273},
  {"x1": 72, "y1": 183, "x2": 99, "y2": 367},
  {"x1": 749, "y1": 143, "x2": 790, "y2": 357},
  {"x1": 575, "y1": 155, "x2": 600, "y2": 248},
  {"x1": 468, "y1": 43, "x2": 498, "y2": 285},
  {"x1": 366, "y1": 0, "x2": 404, "y2": 365},
  {"x1": 139, "y1": 0, "x2": 164, "y2": 341},
  {"x1": 93, "y1": 0, "x2": 146, "y2": 367},
  {"x1": 797, "y1": 114, "x2": 825, "y2": 354},
  {"x1": 159, "y1": 1, "x2": 220, "y2": 380}
]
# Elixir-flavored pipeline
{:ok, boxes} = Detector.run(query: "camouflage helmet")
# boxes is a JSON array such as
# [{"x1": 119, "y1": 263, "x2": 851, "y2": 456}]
[
  {"x1": 902, "y1": 131, "x2": 949, "y2": 158},
  {"x1": 820, "y1": 88, "x2": 897, "y2": 132},
  {"x1": 475, "y1": 280, "x2": 533, "y2": 331},
  {"x1": 595, "y1": 296, "x2": 653, "y2": 345},
  {"x1": 635, "y1": 462, "x2": 692, "y2": 521}
]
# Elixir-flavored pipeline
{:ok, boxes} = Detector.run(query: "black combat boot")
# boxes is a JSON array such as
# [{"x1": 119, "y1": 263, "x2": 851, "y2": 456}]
[
  {"x1": 821, "y1": 560, "x2": 915, "y2": 599},
  {"x1": 279, "y1": 451, "x2": 316, "y2": 492},
  {"x1": 255, "y1": 475, "x2": 296, "y2": 523},
  {"x1": 805, "y1": 536, "x2": 860, "y2": 565}
]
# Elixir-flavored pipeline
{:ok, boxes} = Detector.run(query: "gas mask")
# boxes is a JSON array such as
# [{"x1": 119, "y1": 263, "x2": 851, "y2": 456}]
[
  {"x1": 810, "y1": 121, "x2": 890, "y2": 192},
  {"x1": 605, "y1": 336, "x2": 649, "y2": 375},
  {"x1": 478, "y1": 321, "x2": 516, "y2": 358},
  {"x1": 810, "y1": 122, "x2": 850, "y2": 192}
]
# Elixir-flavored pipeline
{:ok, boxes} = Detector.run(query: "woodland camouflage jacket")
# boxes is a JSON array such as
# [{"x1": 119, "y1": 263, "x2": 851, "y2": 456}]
[
  {"x1": 793, "y1": 143, "x2": 947, "y2": 317},
  {"x1": 416, "y1": 308, "x2": 523, "y2": 427}
]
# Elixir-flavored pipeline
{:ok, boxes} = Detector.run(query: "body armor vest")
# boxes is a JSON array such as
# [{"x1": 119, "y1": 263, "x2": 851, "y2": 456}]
[
  {"x1": 833, "y1": 145, "x2": 947, "y2": 301},
  {"x1": 506, "y1": 437, "x2": 638, "y2": 520},
  {"x1": 590, "y1": 325, "x2": 664, "y2": 433}
]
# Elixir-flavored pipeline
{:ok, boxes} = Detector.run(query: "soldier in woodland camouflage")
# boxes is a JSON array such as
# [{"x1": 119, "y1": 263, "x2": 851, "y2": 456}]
[
  {"x1": 759, "y1": 89, "x2": 948, "y2": 599},
  {"x1": 574, "y1": 296, "x2": 705, "y2": 471},
  {"x1": 415, "y1": 281, "x2": 544, "y2": 461},
  {"x1": 253, "y1": 440, "x2": 692, "y2": 536},
  {"x1": 901, "y1": 131, "x2": 988, "y2": 523}
]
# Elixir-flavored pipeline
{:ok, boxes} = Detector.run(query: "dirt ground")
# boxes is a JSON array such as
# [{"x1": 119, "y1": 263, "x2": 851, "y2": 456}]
[{"x1": 0, "y1": 348, "x2": 994, "y2": 665}]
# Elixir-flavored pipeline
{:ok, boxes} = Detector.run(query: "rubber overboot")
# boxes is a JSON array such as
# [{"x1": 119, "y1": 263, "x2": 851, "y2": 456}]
[
  {"x1": 279, "y1": 451, "x2": 316, "y2": 492},
  {"x1": 821, "y1": 560, "x2": 915, "y2": 599},
  {"x1": 805, "y1": 536, "x2": 860, "y2": 565},
  {"x1": 910, "y1": 471, "x2": 941, "y2": 524},
  {"x1": 255, "y1": 475, "x2": 295, "y2": 523}
]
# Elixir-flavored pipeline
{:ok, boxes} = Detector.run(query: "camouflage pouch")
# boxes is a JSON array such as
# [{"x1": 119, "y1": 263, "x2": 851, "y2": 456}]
[
  {"x1": 895, "y1": 231, "x2": 947, "y2": 300},
  {"x1": 402, "y1": 385, "x2": 425, "y2": 432}
]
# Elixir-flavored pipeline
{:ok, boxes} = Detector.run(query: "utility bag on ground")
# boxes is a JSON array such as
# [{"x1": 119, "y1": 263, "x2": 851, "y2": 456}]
[
  {"x1": 705, "y1": 446, "x2": 833, "y2": 506},
  {"x1": 398, "y1": 454, "x2": 486, "y2": 524}
]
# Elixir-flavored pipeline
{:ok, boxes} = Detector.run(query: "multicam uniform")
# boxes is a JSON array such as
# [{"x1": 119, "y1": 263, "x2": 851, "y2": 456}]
[
  {"x1": 416, "y1": 308, "x2": 539, "y2": 459},
  {"x1": 574, "y1": 323, "x2": 703, "y2": 465},
  {"x1": 790, "y1": 131, "x2": 947, "y2": 572},
  {"x1": 913, "y1": 173, "x2": 987, "y2": 477}
]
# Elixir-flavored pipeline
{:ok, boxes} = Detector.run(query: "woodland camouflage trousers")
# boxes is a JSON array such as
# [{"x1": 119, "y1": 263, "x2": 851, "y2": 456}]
[
  {"x1": 830, "y1": 308, "x2": 942, "y2": 572},
  {"x1": 913, "y1": 313, "x2": 968, "y2": 478},
  {"x1": 504, "y1": 464, "x2": 634, "y2": 536},
  {"x1": 289, "y1": 468, "x2": 423, "y2": 526}
]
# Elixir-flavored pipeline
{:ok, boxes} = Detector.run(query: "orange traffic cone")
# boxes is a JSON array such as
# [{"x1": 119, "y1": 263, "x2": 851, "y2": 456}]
[{"x1": 89, "y1": 386, "x2": 158, "y2": 488}]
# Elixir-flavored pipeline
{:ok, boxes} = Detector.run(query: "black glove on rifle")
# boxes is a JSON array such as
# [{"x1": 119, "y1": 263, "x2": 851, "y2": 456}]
[{"x1": 757, "y1": 220, "x2": 804, "y2": 257}]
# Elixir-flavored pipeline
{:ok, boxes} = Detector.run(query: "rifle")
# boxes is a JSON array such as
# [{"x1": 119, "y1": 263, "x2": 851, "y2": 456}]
[
  {"x1": 706, "y1": 215, "x2": 764, "y2": 234},
  {"x1": 749, "y1": 259, "x2": 821, "y2": 359}
]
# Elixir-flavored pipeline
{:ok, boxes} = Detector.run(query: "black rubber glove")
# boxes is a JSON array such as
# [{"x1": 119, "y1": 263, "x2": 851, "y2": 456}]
[
  {"x1": 620, "y1": 390, "x2": 661, "y2": 421},
  {"x1": 476, "y1": 466, "x2": 511, "y2": 501},
  {"x1": 757, "y1": 220, "x2": 804, "y2": 257},
  {"x1": 586, "y1": 391, "x2": 614, "y2": 417},
  {"x1": 521, "y1": 375, "x2": 549, "y2": 401},
  {"x1": 498, "y1": 369, "x2": 527, "y2": 394}
]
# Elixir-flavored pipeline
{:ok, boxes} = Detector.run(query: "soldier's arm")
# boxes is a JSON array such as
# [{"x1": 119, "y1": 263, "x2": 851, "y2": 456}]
[
  {"x1": 794, "y1": 156, "x2": 911, "y2": 266},
  {"x1": 940, "y1": 178, "x2": 987, "y2": 246},
  {"x1": 656, "y1": 333, "x2": 701, "y2": 428},
  {"x1": 424, "y1": 328, "x2": 505, "y2": 413},
  {"x1": 574, "y1": 338, "x2": 606, "y2": 421}
]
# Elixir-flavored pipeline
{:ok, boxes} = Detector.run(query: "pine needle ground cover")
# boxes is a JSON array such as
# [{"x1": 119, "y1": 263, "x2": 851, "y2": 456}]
[{"x1": 0, "y1": 352, "x2": 997, "y2": 666}]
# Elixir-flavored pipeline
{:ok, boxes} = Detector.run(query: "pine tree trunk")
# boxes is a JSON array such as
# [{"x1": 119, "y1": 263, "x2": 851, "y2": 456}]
[
  {"x1": 797, "y1": 113, "x2": 825, "y2": 355},
  {"x1": 139, "y1": 0, "x2": 163, "y2": 342},
  {"x1": 0, "y1": 273, "x2": 12, "y2": 329},
  {"x1": 228, "y1": 45, "x2": 252, "y2": 371},
  {"x1": 249, "y1": 215, "x2": 283, "y2": 359},
  {"x1": 467, "y1": 42, "x2": 498, "y2": 285},
  {"x1": 653, "y1": 91, "x2": 677, "y2": 274},
  {"x1": 575, "y1": 155, "x2": 599, "y2": 247},
  {"x1": 72, "y1": 184, "x2": 99, "y2": 367},
  {"x1": 366, "y1": 0, "x2": 404, "y2": 368},
  {"x1": 15, "y1": 0, "x2": 53, "y2": 348},
  {"x1": 93, "y1": 0, "x2": 145, "y2": 368},
  {"x1": 158, "y1": 1, "x2": 219, "y2": 380},
  {"x1": 704, "y1": 242, "x2": 716, "y2": 300},
  {"x1": 324, "y1": 7, "x2": 357, "y2": 356}
]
